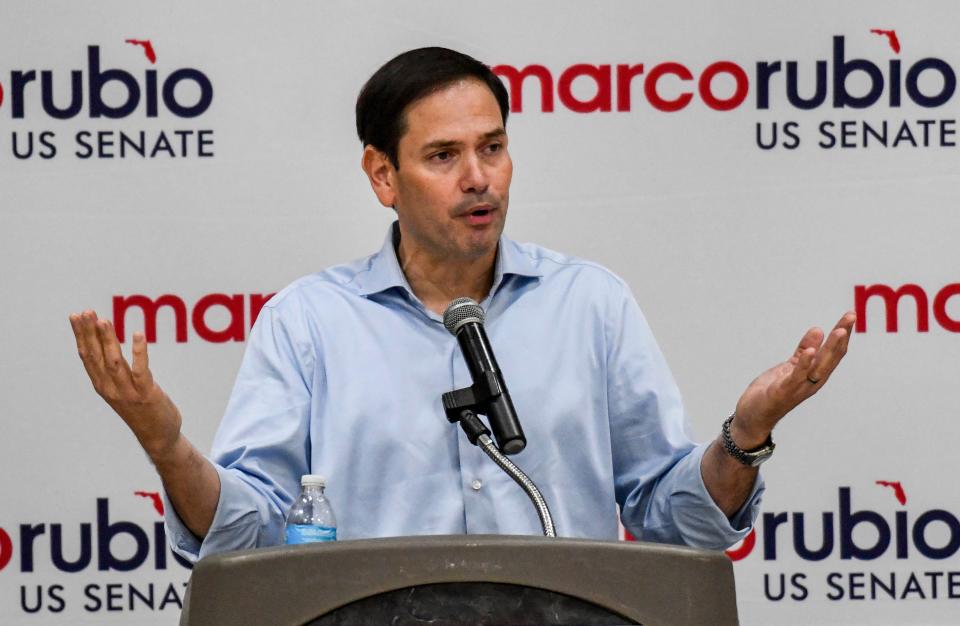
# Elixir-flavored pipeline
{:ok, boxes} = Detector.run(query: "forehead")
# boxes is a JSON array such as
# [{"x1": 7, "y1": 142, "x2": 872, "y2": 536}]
[{"x1": 400, "y1": 78, "x2": 504, "y2": 146}]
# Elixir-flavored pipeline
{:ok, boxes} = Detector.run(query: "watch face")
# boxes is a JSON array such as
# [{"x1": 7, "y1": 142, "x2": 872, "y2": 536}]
[{"x1": 749, "y1": 451, "x2": 773, "y2": 467}]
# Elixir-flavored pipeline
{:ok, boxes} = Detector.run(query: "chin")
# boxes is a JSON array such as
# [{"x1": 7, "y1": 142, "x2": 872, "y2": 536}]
[{"x1": 459, "y1": 238, "x2": 498, "y2": 260}]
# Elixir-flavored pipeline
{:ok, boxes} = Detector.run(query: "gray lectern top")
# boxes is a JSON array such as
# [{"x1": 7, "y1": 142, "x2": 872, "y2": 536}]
[{"x1": 180, "y1": 535, "x2": 738, "y2": 626}]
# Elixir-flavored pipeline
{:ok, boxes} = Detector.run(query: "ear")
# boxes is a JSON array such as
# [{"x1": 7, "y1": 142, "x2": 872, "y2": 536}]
[{"x1": 361, "y1": 145, "x2": 397, "y2": 209}]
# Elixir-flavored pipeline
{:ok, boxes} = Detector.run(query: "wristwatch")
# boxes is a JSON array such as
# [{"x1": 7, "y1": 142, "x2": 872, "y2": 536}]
[{"x1": 721, "y1": 413, "x2": 775, "y2": 467}]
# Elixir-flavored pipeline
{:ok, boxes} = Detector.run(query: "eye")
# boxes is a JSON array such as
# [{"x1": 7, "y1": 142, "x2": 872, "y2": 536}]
[
  {"x1": 431, "y1": 151, "x2": 452, "y2": 162},
  {"x1": 485, "y1": 143, "x2": 502, "y2": 154}
]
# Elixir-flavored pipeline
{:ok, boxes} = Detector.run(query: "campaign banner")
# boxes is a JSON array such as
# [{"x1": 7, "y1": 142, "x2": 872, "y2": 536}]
[{"x1": 1, "y1": 1, "x2": 956, "y2": 623}]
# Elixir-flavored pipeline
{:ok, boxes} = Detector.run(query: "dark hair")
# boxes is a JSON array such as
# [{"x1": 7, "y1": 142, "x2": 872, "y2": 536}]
[{"x1": 356, "y1": 47, "x2": 510, "y2": 169}]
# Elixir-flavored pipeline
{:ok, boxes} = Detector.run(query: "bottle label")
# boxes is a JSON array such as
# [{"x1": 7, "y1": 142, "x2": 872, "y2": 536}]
[{"x1": 285, "y1": 524, "x2": 337, "y2": 544}]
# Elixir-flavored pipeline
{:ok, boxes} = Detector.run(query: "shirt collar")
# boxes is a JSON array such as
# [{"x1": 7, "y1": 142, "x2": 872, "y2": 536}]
[{"x1": 355, "y1": 221, "x2": 542, "y2": 298}]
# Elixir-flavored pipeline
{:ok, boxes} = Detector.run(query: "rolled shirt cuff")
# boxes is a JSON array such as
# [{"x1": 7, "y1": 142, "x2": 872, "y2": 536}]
[
  {"x1": 629, "y1": 442, "x2": 765, "y2": 550},
  {"x1": 678, "y1": 442, "x2": 764, "y2": 549},
  {"x1": 163, "y1": 462, "x2": 282, "y2": 562}
]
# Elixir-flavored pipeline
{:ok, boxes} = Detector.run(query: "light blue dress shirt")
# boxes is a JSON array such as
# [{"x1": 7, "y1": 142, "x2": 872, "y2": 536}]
[{"x1": 166, "y1": 222, "x2": 763, "y2": 561}]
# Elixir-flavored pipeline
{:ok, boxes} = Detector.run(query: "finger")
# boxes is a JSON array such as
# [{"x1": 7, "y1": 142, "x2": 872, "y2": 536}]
[
  {"x1": 792, "y1": 327, "x2": 824, "y2": 360},
  {"x1": 808, "y1": 326, "x2": 850, "y2": 383},
  {"x1": 69, "y1": 313, "x2": 85, "y2": 353},
  {"x1": 793, "y1": 311, "x2": 856, "y2": 385},
  {"x1": 76, "y1": 310, "x2": 109, "y2": 376},
  {"x1": 70, "y1": 313, "x2": 103, "y2": 382},
  {"x1": 809, "y1": 312, "x2": 856, "y2": 381},
  {"x1": 70, "y1": 312, "x2": 92, "y2": 363},
  {"x1": 833, "y1": 310, "x2": 857, "y2": 334},
  {"x1": 130, "y1": 332, "x2": 154, "y2": 392},
  {"x1": 787, "y1": 347, "x2": 817, "y2": 386},
  {"x1": 96, "y1": 319, "x2": 134, "y2": 388},
  {"x1": 835, "y1": 311, "x2": 855, "y2": 353},
  {"x1": 827, "y1": 311, "x2": 856, "y2": 353}
]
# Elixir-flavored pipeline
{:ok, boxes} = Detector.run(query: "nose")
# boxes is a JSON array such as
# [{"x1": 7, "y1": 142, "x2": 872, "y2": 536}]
[{"x1": 459, "y1": 153, "x2": 489, "y2": 195}]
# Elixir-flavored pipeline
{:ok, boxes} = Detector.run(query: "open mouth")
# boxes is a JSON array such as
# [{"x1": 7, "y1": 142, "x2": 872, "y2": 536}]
[{"x1": 465, "y1": 206, "x2": 495, "y2": 225}]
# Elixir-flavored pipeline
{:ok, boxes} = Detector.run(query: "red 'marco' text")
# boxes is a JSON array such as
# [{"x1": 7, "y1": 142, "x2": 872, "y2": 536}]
[{"x1": 112, "y1": 293, "x2": 274, "y2": 343}]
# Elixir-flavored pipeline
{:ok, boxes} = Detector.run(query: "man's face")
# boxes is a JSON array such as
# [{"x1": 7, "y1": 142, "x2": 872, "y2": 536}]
[{"x1": 386, "y1": 78, "x2": 512, "y2": 265}]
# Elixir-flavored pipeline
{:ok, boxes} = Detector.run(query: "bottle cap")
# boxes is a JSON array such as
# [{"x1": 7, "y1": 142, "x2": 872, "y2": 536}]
[{"x1": 301, "y1": 474, "x2": 326, "y2": 486}]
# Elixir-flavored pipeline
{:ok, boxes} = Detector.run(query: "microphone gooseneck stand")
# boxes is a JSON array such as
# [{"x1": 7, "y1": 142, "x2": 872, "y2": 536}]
[{"x1": 452, "y1": 409, "x2": 556, "y2": 537}]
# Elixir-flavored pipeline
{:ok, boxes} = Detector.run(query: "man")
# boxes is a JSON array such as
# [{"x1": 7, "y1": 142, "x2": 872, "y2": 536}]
[{"x1": 69, "y1": 48, "x2": 854, "y2": 562}]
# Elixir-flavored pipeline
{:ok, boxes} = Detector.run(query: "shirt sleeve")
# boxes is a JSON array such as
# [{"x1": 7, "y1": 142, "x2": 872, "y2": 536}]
[
  {"x1": 605, "y1": 281, "x2": 764, "y2": 550},
  {"x1": 164, "y1": 300, "x2": 316, "y2": 562}
]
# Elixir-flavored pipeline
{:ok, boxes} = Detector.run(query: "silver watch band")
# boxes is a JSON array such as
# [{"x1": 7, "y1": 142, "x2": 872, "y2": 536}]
[{"x1": 721, "y1": 413, "x2": 775, "y2": 467}]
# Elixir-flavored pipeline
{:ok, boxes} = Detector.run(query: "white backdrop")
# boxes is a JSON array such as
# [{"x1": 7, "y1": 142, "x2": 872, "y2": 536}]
[{"x1": 2, "y1": 1, "x2": 958, "y2": 623}]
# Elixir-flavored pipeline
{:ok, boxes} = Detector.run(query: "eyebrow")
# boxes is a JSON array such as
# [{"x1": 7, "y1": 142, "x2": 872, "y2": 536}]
[{"x1": 420, "y1": 128, "x2": 506, "y2": 153}]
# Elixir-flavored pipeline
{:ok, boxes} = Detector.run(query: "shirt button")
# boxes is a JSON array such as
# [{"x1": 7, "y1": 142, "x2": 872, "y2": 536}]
[{"x1": 471, "y1": 479, "x2": 483, "y2": 491}]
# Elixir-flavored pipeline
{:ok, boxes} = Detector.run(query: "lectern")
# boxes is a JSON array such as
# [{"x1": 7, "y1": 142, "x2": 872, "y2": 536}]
[{"x1": 180, "y1": 535, "x2": 738, "y2": 625}]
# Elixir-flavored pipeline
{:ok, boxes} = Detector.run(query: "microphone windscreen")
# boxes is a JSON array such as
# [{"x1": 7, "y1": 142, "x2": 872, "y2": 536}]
[{"x1": 443, "y1": 297, "x2": 485, "y2": 335}]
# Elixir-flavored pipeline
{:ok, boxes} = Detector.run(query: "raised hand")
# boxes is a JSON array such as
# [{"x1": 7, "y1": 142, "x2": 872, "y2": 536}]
[
  {"x1": 702, "y1": 311, "x2": 857, "y2": 516},
  {"x1": 68, "y1": 310, "x2": 220, "y2": 537},
  {"x1": 69, "y1": 310, "x2": 182, "y2": 459},
  {"x1": 731, "y1": 311, "x2": 856, "y2": 446}
]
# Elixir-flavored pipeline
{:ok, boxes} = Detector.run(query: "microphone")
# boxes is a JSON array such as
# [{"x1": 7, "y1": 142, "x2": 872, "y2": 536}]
[{"x1": 443, "y1": 297, "x2": 526, "y2": 454}]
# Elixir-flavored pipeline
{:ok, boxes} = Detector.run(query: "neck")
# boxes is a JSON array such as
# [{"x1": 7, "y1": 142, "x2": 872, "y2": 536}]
[{"x1": 397, "y1": 240, "x2": 497, "y2": 316}]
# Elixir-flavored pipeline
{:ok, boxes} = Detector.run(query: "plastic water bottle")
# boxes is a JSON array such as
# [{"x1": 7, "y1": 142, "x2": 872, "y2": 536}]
[{"x1": 284, "y1": 474, "x2": 337, "y2": 544}]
